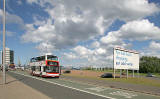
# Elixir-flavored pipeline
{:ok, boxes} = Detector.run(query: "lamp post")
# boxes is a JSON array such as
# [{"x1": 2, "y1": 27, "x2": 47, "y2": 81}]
[{"x1": 3, "y1": 0, "x2": 6, "y2": 84}]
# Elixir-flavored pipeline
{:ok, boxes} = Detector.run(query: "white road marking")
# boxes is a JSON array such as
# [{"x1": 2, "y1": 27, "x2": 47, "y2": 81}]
[
  {"x1": 86, "y1": 87, "x2": 110, "y2": 92},
  {"x1": 110, "y1": 91, "x2": 138, "y2": 99},
  {"x1": 11, "y1": 71, "x2": 116, "y2": 99}
]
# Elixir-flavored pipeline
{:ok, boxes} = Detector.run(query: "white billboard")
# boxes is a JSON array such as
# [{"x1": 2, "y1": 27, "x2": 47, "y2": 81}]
[{"x1": 114, "y1": 47, "x2": 139, "y2": 70}]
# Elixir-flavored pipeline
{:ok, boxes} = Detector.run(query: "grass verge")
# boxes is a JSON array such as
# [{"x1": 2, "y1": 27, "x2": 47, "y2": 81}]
[{"x1": 63, "y1": 73, "x2": 160, "y2": 87}]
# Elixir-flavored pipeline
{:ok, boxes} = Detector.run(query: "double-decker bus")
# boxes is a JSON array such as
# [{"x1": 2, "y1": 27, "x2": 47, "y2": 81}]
[{"x1": 30, "y1": 53, "x2": 60, "y2": 78}]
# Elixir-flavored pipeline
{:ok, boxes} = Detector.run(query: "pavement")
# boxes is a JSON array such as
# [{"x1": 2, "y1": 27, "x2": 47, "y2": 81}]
[
  {"x1": 0, "y1": 71, "x2": 51, "y2": 99},
  {"x1": 7, "y1": 70, "x2": 160, "y2": 99}
]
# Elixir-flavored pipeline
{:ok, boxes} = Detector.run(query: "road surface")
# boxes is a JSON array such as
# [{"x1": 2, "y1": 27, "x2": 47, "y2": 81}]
[{"x1": 8, "y1": 71, "x2": 160, "y2": 99}]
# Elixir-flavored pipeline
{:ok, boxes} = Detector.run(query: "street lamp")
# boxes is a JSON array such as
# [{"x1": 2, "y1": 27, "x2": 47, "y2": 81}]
[{"x1": 2, "y1": 0, "x2": 6, "y2": 84}]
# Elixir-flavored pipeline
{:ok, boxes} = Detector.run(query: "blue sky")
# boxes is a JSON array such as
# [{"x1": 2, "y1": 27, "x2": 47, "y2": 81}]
[{"x1": 0, "y1": 0, "x2": 160, "y2": 67}]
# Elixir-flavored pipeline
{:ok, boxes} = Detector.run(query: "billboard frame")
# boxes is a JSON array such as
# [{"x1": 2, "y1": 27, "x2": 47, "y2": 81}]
[{"x1": 113, "y1": 47, "x2": 139, "y2": 79}]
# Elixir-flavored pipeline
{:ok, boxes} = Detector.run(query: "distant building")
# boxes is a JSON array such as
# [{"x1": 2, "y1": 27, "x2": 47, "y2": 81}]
[{"x1": 1, "y1": 47, "x2": 14, "y2": 65}]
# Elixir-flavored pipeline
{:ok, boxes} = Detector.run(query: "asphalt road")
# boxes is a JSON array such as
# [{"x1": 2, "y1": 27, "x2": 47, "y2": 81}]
[
  {"x1": 8, "y1": 72, "x2": 109, "y2": 99},
  {"x1": 7, "y1": 71, "x2": 160, "y2": 99}
]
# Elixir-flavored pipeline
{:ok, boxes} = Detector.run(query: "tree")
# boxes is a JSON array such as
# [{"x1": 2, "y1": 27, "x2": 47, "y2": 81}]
[{"x1": 139, "y1": 56, "x2": 160, "y2": 73}]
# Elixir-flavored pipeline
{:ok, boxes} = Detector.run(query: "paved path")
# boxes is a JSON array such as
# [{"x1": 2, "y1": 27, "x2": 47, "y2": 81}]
[
  {"x1": 8, "y1": 71, "x2": 160, "y2": 99},
  {"x1": 0, "y1": 71, "x2": 51, "y2": 99}
]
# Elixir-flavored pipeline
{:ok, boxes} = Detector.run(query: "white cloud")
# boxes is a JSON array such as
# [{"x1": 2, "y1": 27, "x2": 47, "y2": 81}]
[
  {"x1": 66, "y1": 45, "x2": 112, "y2": 66},
  {"x1": 17, "y1": 0, "x2": 22, "y2": 5},
  {"x1": 140, "y1": 41, "x2": 160, "y2": 58},
  {"x1": 91, "y1": 41, "x2": 100, "y2": 48},
  {"x1": 35, "y1": 42, "x2": 55, "y2": 55},
  {"x1": 22, "y1": 22, "x2": 56, "y2": 43},
  {"x1": 100, "y1": 31, "x2": 122, "y2": 44},
  {"x1": 98, "y1": 19, "x2": 160, "y2": 61},
  {"x1": 22, "y1": 0, "x2": 160, "y2": 66},
  {"x1": 95, "y1": 16, "x2": 106, "y2": 35},
  {"x1": 120, "y1": 19, "x2": 160, "y2": 41},
  {"x1": 73, "y1": 45, "x2": 93, "y2": 56},
  {"x1": 0, "y1": 31, "x2": 16, "y2": 37},
  {"x1": 26, "y1": 0, "x2": 38, "y2": 4},
  {"x1": 0, "y1": 9, "x2": 25, "y2": 29},
  {"x1": 95, "y1": 48, "x2": 106, "y2": 55},
  {"x1": 63, "y1": 52, "x2": 77, "y2": 60},
  {"x1": 100, "y1": 19, "x2": 160, "y2": 46},
  {"x1": 149, "y1": 41, "x2": 160, "y2": 51},
  {"x1": 22, "y1": 0, "x2": 159, "y2": 51}
]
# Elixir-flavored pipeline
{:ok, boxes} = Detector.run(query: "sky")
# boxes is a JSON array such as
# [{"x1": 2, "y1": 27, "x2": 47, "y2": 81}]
[{"x1": 0, "y1": 0, "x2": 160, "y2": 67}]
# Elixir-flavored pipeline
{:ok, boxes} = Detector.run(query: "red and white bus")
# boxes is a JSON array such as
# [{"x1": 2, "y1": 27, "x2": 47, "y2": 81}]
[{"x1": 30, "y1": 54, "x2": 60, "y2": 78}]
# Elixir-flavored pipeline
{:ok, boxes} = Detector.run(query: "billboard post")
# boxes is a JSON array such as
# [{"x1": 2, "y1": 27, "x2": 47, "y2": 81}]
[
  {"x1": 127, "y1": 69, "x2": 128, "y2": 79},
  {"x1": 120, "y1": 69, "x2": 122, "y2": 78},
  {"x1": 113, "y1": 48, "x2": 115, "y2": 79},
  {"x1": 137, "y1": 70, "x2": 139, "y2": 78},
  {"x1": 133, "y1": 70, "x2": 134, "y2": 78},
  {"x1": 114, "y1": 69, "x2": 115, "y2": 79}
]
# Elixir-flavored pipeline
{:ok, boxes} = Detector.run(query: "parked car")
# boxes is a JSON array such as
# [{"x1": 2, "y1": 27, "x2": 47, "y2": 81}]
[
  {"x1": 146, "y1": 73, "x2": 155, "y2": 77},
  {"x1": 100, "y1": 73, "x2": 113, "y2": 78},
  {"x1": 122, "y1": 72, "x2": 126, "y2": 75},
  {"x1": 1, "y1": 67, "x2": 8, "y2": 71},
  {"x1": 63, "y1": 70, "x2": 71, "y2": 73}
]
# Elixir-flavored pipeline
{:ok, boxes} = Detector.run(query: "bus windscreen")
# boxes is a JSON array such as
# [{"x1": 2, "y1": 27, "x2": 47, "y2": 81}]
[
  {"x1": 44, "y1": 66, "x2": 59, "y2": 73},
  {"x1": 47, "y1": 61, "x2": 58, "y2": 66}
]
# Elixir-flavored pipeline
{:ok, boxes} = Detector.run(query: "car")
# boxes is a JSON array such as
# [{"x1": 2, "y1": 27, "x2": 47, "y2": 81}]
[
  {"x1": 146, "y1": 73, "x2": 155, "y2": 77},
  {"x1": 122, "y1": 72, "x2": 126, "y2": 75},
  {"x1": 1, "y1": 67, "x2": 8, "y2": 71},
  {"x1": 100, "y1": 73, "x2": 113, "y2": 78},
  {"x1": 63, "y1": 70, "x2": 71, "y2": 73}
]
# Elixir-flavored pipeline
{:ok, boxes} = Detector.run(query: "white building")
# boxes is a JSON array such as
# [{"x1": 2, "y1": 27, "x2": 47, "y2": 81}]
[{"x1": 1, "y1": 47, "x2": 14, "y2": 65}]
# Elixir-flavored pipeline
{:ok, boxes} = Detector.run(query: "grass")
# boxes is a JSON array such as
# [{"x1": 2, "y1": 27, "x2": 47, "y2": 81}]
[
  {"x1": 63, "y1": 72, "x2": 160, "y2": 87},
  {"x1": 101, "y1": 77, "x2": 160, "y2": 87},
  {"x1": 83, "y1": 69, "x2": 160, "y2": 77}
]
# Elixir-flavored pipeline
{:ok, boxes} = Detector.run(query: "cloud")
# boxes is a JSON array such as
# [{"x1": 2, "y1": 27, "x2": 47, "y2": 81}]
[
  {"x1": 91, "y1": 41, "x2": 100, "y2": 48},
  {"x1": 99, "y1": 19, "x2": 160, "y2": 59},
  {"x1": 140, "y1": 41, "x2": 160, "y2": 58},
  {"x1": 22, "y1": 22, "x2": 56, "y2": 43},
  {"x1": 22, "y1": 0, "x2": 159, "y2": 52},
  {"x1": 22, "y1": 0, "x2": 160, "y2": 66},
  {"x1": 17, "y1": 0, "x2": 22, "y2": 5},
  {"x1": 95, "y1": 48, "x2": 106, "y2": 55},
  {"x1": 73, "y1": 45, "x2": 93, "y2": 56},
  {"x1": 149, "y1": 41, "x2": 160, "y2": 51},
  {"x1": 0, "y1": 31, "x2": 16, "y2": 37},
  {"x1": 26, "y1": 0, "x2": 38, "y2": 4},
  {"x1": 63, "y1": 52, "x2": 77, "y2": 60},
  {"x1": 100, "y1": 19, "x2": 160, "y2": 45},
  {"x1": 100, "y1": 31, "x2": 122, "y2": 44},
  {"x1": 35, "y1": 42, "x2": 55, "y2": 54},
  {"x1": 120, "y1": 19, "x2": 160, "y2": 41},
  {"x1": 63, "y1": 45, "x2": 111, "y2": 66},
  {"x1": 0, "y1": 9, "x2": 25, "y2": 29},
  {"x1": 92, "y1": 19, "x2": 160, "y2": 65}
]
